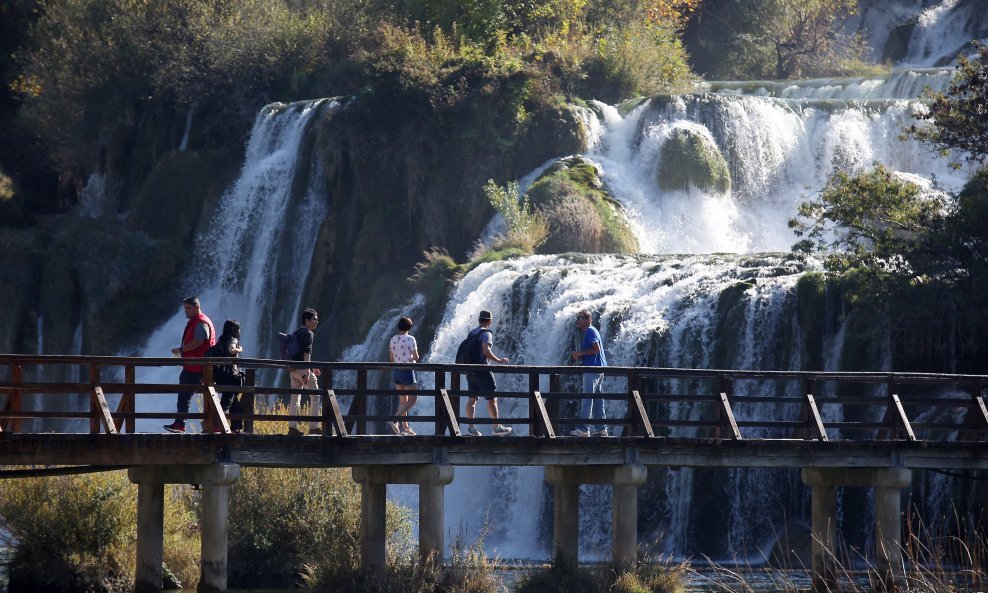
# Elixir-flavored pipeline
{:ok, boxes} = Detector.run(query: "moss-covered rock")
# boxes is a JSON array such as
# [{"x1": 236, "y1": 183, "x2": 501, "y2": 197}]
[
  {"x1": 526, "y1": 157, "x2": 639, "y2": 254},
  {"x1": 657, "y1": 127, "x2": 731, "y2": 194},
  {"x1": 882, "y1": 17, "x2": 918, "y2": 65}
]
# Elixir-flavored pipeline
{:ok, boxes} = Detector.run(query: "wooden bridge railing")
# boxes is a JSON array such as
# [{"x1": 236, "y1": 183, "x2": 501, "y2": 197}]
[{"x1": 0, "y1": 355, "x2": 987, "y2": 442}]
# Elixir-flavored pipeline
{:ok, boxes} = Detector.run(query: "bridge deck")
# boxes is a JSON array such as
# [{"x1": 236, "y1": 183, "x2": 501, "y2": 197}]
[{"x1": 0, "y1": 433, "x2": 983, "y2": 470}]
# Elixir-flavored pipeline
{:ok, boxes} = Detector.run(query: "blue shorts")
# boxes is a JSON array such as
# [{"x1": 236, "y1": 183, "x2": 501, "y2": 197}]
[
  {"x1": 466, "y1": 371, "x2": 496, "y2": 401},
  {"x1": 393, "y1": 369, "x2": 417, "y2": 386}
]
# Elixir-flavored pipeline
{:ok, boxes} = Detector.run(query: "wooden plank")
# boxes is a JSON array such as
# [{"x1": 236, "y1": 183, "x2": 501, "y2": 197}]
[
  {"x1": 243, "y1": 369, "x2": 256, "y2": 434},
  {"x1": 972, "y1": 394, "x2": 988, "y2": 441},
  {"x1": 434, "y1": 370, "x2": 447, "y2": 436},
  {"x1": 114, "y1": 365, "x2": 136, "y2": 433},
  {"x1": 718, "y1": 391, "x2": 742, "y2": 440},
  {"x1": 202, "y1": 386, "x2": 231, "y2": 434},
  {"x1": 325, "y1": 389, "x2": 348, "y2": 437},
  {"x1": 804, "y1": 392, "x2": 828, "y2": 441},
  {"x1": 5, "y1": 364, "x2": 22, "y2": 433},
  {"x1": 528, "y1": 373, "x2": 541, "y2": 437},
  {"x1": 91, "y1": 386, "x2": 118, "y2": 435},
  {"x1": 628, "y1": 390, "x2": 655, "y2": 438},
  {"x1": 89, "y1": 363, "x2": 101, "y2": 434},
  {"x1": 889, "y1": 392, "x2": 916, "y2": 442},
  {"x1": 531, "y1": 391, "x2": 555, "y2": 439},
  {"x1": 437, "y1": 389, "x2": 462, "y2": 437}
]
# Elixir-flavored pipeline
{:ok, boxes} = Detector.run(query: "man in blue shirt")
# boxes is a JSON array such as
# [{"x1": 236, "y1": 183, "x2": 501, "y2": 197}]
[{"x1": 570, "y1": 309, "x2": 608, "y2": 437}]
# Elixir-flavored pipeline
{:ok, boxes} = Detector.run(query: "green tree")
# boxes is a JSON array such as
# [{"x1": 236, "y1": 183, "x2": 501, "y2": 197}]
[
  {"x1": 685, "y1": 0, "x2": 872, "y2": 80},
  {"x1": 790, "y1": 163, "x2": 950, "y2": 276},
  {"x1": 906, "y1": 41, "x2": 988, "y2": 169}
]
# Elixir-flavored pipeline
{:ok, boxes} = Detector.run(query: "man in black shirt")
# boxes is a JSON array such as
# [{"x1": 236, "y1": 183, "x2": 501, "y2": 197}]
[{"x1": 287, "y1": 308, "x2": 322, "y2": 436}]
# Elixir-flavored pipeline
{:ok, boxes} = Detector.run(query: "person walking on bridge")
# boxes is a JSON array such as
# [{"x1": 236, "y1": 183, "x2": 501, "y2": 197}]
[
  {"x1": 464, "y1": 310, "x2": 512, "y2": 436},
  {"x1": 387, "y1": 315, "x2": 420, "y2": 435},
  {"x1": 164, "y1": 296, "x2": 216, "y2": 433},
  {"x1": 570, "y1": 309, "x2": 608, "y2": 437},
  {"x1": 287, "y1": 308, "x2": 322, "y2": 436}
]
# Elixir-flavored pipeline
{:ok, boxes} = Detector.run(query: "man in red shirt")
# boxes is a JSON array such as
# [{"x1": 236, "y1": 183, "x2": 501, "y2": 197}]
[{"x1": 164, "y1": 296, "x2": 216, "y2": 433}]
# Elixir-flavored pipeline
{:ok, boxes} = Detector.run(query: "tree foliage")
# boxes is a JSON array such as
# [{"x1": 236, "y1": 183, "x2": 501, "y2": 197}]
[
  {"x1": 906, "y1": 41, "x2": 988, "y2": 169},
  {"x1": 791, "y1": 45, "x2": 988, "y2": 370},
  {"x1": 790, "y1": 163, "x2": 951, "y2": 281},
  {"x1": 7, "y1": 0, "x2": 697, "y2": 180},
  {"x1": 685, "y1": 0, "x2": 876, "y2": 80}
]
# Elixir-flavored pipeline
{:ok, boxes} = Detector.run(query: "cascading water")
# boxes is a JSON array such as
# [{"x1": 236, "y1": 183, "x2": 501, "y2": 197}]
[
  {"x1": 381, "y1": 53, "x2": 981, "y2": 560},
  {"x1": 130, "y1": 99, "x2": 335, "y2": 426}
]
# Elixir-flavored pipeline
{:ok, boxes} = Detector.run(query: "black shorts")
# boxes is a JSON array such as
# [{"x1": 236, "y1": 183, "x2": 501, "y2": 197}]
[{"x1": 466, "y1": 371, "x2": 497, "y2": 401}]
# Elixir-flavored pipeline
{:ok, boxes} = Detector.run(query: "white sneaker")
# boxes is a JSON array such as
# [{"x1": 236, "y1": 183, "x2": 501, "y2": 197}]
[
  {"x1": 493, "y1": 424, "x2": 513, "y2": 436},
  {"x1": 387, "y1": 422, "x2": 401, "y2": 435},
  {"x1": 591, "y1": 429, "x2": 609, "y2": 437},
  {"x1": 466, "y1": 425, "x2": 482, "y2": 437},
  {"x1": 569, "y1": 428, "x2": 590, "y2": 437}
]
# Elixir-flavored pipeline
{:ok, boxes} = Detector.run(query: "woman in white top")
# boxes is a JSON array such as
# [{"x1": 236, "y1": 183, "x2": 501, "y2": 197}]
[{"x1": 388, "y1": 316, "x2": 420, "y2": 435}]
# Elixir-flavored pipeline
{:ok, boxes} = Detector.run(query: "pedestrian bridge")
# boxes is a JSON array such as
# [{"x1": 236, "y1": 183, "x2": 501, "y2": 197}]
[{"x1": 1, "y1": 354, "x2": 987, "y2": 592}]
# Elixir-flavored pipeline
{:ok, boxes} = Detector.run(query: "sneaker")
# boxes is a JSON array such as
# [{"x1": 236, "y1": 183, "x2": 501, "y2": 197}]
[
  {"x1": 466, "y1": 425, "x2": 482, "y2": 437},
  {"x1": 401, "y1": 427, "x2": 416, "y2": 436},
  {"x1": 309, "y1": 427, "x2": 323, "y2": 436},
  {"x1": 387, "y1": 422, "x2": 402, "y2": 435},
  {"x1": 492, "y1": 424, "x2": 513, "y2": 436},
  {"x1": 569, "y1": 428, "x2": 590, "y2": 437},
  {"x1": 163, "y1": 421, "x2": 185, "y2": 434},
  {"x1": 591, "y1": 429, "x2": 609, "y2": 437},
  {"x1": 287, "y1": 426, "x2": 303, "y2": 436}
]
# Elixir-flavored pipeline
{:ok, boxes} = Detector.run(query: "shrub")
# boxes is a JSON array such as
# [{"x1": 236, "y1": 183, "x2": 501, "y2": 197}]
[
  {"x1": 228, "y1": 407, "x2": 415, "y2": 589},
  {"x1": 516, "y1": 555, "x2": 687, "y2": 593},
  {"x1": 410, "y1": 248, "x2": 461, "y2": 309},
  {"x1": 483, "y1": 179, "x2": 548, "y2": 254},
  {"x1": 0, "y1": 469, "x2": 199, "y2": 593}
]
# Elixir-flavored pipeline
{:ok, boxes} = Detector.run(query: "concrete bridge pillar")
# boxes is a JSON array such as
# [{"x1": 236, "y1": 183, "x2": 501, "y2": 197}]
[
  {"x1": 128, "y1": 463, "x2": 241, "y2": 593},
  {"x1": 801, "y1": 467, "x2": 912, "y2": 591},
  {"x1": 544, "y1": 464, "x2": 647, "y2": 572},
  {"x1": 352, "y1": 465, "x2": 455, "y2": 574}
]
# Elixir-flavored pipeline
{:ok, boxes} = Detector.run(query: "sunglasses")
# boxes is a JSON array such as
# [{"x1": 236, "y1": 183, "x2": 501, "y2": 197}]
[{"x1": 575, "y1": 316, "x2": 590, "y2": 321}]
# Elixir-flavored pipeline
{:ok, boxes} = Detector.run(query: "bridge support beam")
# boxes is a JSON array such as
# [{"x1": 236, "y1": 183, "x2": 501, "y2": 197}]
[
  {"x1": 544, "y1": 464, "x2": 647, "y2": 572},
  {"x1": 801, "y1": 468, "x2": 912, "y2": 591},
  {"x1": 128, "y1": 464, "x2": 241, "y2": 593},
  {"x1": 352, "y1": 464, "x2": 455, "y2": 574}
]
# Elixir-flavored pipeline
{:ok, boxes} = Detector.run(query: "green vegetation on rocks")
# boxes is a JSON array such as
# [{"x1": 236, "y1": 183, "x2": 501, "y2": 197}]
[
  {"x1": 527, "y1": 157, "x2": 639, "y2": 254},
  {"x1": 657, "y1": 128, "x2": 731, "y2": 193}
]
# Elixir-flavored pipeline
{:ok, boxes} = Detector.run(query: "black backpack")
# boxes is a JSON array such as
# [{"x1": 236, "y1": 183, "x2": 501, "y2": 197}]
[
  {"x1": 206, "y1": 340, "x2": 243, "y2": 386},
  {"x1": 455, "y1": 329, "x2": 490, "y2": 366}
]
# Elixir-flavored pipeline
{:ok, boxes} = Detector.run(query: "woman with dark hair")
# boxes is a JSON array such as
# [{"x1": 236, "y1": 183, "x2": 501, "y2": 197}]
[
  {"x1": 212, "y1": 319, "x2": 245, "y2": 432},
  {"x1": 387, "y1": 316, "x2": 420, "y2": 435}
]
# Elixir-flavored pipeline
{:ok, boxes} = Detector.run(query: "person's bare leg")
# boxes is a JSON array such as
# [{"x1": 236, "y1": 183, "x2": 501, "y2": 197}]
[
  {"x1": 487, "y1": 398, "x2": 499, "y2": 420},
  {"x1": 395, "y1": 387, "x2": 418, "y2": 431},
  {"x1": 466, "y1": 396, "x2": 478, "y2": 429}
]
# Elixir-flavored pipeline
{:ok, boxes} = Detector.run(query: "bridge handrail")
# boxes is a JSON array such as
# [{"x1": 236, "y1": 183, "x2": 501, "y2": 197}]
[{"x1": 1, "y1": 354, "x2": 987, "y2": 441}]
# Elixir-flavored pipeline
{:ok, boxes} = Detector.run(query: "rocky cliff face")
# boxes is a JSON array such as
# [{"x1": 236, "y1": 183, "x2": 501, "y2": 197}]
[
  {"x1": 302, "y1": 83, "x2": 585, "y2": 356},
  {"x1": 0, "y1": 75, "x2": 585, "y2": 360}
]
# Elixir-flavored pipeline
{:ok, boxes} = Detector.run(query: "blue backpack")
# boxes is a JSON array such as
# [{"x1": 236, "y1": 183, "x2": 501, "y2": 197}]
[{"x1": 277, "y1": 328, "x2": 304, "y2": 360}]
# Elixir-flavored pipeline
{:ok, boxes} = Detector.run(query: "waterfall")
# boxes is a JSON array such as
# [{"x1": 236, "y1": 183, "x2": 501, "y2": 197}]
[
  {"x1": 368, "y1": 54, "x2": 980, "y2": 560},
  {"x1": 131, "y1": 99, "x2": 335, "y2": 427}
]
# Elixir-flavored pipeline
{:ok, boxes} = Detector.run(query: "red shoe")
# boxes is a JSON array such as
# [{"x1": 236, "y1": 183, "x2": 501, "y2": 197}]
[{"x1": 163, "y1": 421, "x2": 186, "y2": 434}]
